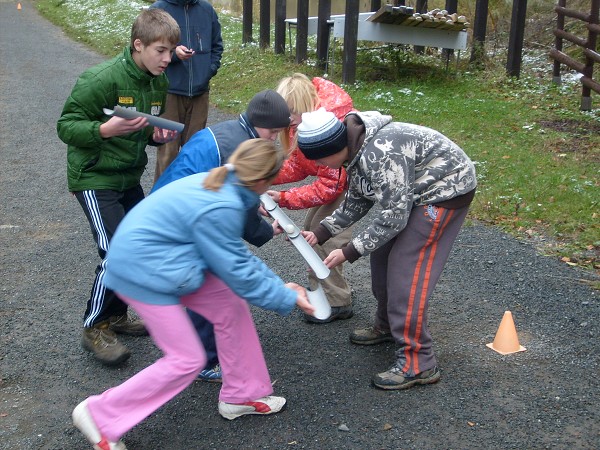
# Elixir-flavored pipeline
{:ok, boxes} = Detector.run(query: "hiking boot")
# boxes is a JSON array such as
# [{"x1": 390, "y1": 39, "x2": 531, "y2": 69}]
[
  {"x1": 372, "y1": 365, "x2": 441, "y2": 390},
  {"x1": 303, "y1": 305, "x2": 353, "y2": 324},
  {"x1": 72, "y1": 399, "x2": 127, "y2": 449},
  {"x1": 350, "y1": 326, "x2": 395, "y2": 345},
  {"x1": 218, "y1": 396, "x2": 286, "y2": 420},
  {"x1": 82, "y1": 323, "x2": 130, "y2": 366},
  {"x1": 108, "y1": 314, "x2": 148, "y2": 336},
  {"x1": 197, "y1": 363, "x2": 222, "y2": 383}
]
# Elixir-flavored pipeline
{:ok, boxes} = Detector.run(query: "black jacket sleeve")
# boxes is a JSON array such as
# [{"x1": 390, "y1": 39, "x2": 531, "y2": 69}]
[{"x1": 243, "y1": 209, "x2": 274, "y2": 247}]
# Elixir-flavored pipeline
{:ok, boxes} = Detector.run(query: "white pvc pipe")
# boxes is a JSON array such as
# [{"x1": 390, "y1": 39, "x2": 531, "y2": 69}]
[
  {"x1": 307, "y1": 283, "x2": 332, "y2": 320},
  {"x1": 260, "y1": 194, "x2": 330, "y2": 280},
  {"x1": 103, "y1": 106, "x2": 185, "y2": 132}
]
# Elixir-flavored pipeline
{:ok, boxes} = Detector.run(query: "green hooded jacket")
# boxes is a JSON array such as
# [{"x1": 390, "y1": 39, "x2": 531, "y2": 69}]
[{"x1": 57, "y1": 47, "x2": 169, "y2": 192}]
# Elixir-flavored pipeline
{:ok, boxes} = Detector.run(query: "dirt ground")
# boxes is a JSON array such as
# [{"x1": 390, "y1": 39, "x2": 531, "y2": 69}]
[{"x1": 1, "y1": 2, "x2": 599, "y2": 449}]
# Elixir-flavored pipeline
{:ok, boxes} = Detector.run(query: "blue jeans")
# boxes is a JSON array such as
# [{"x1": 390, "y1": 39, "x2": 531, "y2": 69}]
[{"x1": 187, "y1": 309, "x2": 218, "y2": 370}]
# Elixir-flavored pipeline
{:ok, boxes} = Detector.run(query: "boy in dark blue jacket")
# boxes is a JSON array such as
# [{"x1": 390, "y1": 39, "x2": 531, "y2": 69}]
[{"x1": 151, "y1": 0, "x2": 223, "y2": 182}]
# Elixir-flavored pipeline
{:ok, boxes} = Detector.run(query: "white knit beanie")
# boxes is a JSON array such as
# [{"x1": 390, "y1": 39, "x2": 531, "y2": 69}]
[{"x1": 297, "y1": 108, "x2": 347, "y2": 160}]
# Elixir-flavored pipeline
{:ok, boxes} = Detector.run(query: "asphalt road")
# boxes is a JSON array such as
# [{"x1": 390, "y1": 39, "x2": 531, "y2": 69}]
[{"x1": 1, "y1": 2, "x2": 599, "y2": 449}]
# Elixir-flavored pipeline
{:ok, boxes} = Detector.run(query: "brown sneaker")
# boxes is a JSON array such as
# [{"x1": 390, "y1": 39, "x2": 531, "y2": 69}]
[
  {"x1": 349, "y1": 326, "x2": 395, "y2": 345},
  {"x1": 82, "y1": 322, "x2": 130, "y2": 366},
  {"x1": 109, "y1": 314, "x2": 148, "y2": 336}
]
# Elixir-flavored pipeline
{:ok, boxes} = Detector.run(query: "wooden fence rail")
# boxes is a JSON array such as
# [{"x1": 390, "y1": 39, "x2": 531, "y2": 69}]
[
  {"x1": 243, "y1": 0, "x2": 532, "y2": 84},
  {"x1": 550, "y1": 0, "x2": 600, "y2": 111}
]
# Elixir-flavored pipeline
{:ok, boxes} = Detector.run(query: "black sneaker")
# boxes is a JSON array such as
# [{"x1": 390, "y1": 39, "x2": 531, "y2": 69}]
[
  {"x1": 372, "y1": 365, "x2": 440, "y2": 390},
  {"x1": 304, "y1": 305, "x2": 353, "y2": 324}
]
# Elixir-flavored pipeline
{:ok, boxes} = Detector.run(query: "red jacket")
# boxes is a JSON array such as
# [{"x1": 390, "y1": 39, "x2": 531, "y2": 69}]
[{"x1": 274, "y1": 77, "x2": 354, "y2": 210}]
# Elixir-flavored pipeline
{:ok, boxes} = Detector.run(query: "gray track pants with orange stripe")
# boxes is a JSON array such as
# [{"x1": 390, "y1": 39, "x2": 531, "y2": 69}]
[{"x1": 370, "y1": 203, "x2": 471, "y2": 377}]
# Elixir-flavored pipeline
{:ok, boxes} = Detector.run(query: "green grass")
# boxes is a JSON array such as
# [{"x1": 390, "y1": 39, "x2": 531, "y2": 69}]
[{"x1": 36, "y1": 0, "x2": 599, "y2": 276}]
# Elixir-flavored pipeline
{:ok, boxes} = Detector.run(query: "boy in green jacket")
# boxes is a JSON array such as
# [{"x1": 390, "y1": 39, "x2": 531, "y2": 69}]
[{"x1": 57, "y1": 9, "x2": 181, "y2": 366}]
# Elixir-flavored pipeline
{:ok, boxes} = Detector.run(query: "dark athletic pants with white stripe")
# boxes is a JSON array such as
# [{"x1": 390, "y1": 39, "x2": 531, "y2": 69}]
[
  {"x1": 370, "y1": 203, "x2": 470, "y2": 377},
  {"x1": 74, "y1": 186, "x2": 145, "y2": 328}
]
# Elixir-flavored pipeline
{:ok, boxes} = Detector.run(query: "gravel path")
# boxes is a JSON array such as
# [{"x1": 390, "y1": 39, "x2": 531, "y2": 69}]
[{"x1": 1, "y1": 2, "x2": 599, "y2": 449}]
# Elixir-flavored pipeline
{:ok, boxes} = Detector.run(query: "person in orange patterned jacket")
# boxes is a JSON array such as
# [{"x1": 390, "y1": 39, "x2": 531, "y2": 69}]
[{"x1": 266, "y1": 73, "x2": 355, "y2": 323}]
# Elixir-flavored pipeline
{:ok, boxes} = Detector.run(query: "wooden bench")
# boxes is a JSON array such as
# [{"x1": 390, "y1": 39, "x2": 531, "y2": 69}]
[
  {"x1": 284, "y1": 16, "x2": 333, "y2": 53},
  {"x1": 331, "y1": 12, "x2": 468, "y2": 52},
  {"x1": 329, "y1": 12, "x2": 468, "y2": 73},
  {"x1": 285, "y1": 10, "x2": 468, "y2": 73}
]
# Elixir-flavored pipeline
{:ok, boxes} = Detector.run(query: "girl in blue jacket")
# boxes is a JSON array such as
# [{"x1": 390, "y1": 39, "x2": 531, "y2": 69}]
[{"x1": 71, "y1": 139, "x2": 314, "y2": 449}]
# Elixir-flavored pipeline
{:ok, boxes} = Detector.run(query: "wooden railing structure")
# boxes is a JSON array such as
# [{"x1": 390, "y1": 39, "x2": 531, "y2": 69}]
[
  {"x1": 550, "y1": 0, "x2": 600, "y2": 110},
  {"x1": 246, "y1": 0, "x2": 473, "y2": 82},
  {"x1": 243, "y1": 0, "x2": 529, "y2": 84}
]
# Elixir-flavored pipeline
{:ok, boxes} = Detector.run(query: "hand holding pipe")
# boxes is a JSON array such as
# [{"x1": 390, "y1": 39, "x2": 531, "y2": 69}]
[
  {"x1": 103, "y1": 106, "x2": 185, "y2": 133},
  {"x1": 306, "y1": 283, "x2": 332, "y2": 320},
  {"x1": 260, "y1": 194, "x2": 330, "y2": 280}
]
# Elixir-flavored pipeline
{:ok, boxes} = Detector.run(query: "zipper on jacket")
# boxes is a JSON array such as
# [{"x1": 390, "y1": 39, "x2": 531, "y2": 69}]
[
  {"x1": 342, "y1": 167, "x2": 350, "y2": 213},
  {"x1": 185, "y1": 5, "x2": 193, "y2": 97}
]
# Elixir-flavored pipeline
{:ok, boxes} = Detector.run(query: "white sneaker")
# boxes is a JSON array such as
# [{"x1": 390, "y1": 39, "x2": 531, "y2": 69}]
[
  {"x1": 218, "y1": 395, "x2": 286, "y2": 420},
  {"x1": 72, "y1": 399, "x2": 127, "y2": 450}
]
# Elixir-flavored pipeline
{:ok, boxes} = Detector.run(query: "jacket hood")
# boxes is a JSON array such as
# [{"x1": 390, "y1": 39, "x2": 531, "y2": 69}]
[
  {"x1": 164, "y1": 0, "x2": 199, "y2": 5},
  {"x1": 229, "y1": 173, "x2": 261, "y2": 210},
  {"x1": 345, "y1": 111, "x2": 392, "y2": 170}
]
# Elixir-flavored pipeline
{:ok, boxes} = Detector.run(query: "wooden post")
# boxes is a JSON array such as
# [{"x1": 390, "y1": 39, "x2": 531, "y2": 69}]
[
  {"x1": 470, "y1": 0, "x2": 489, "y2": 65},
  {"x1": 317, "y1": 0, "x2": 332, "y2": 71},
  {"x1": 549, "y1": 0, "x2": 599, "y2": 110},
  {"x1": 242, "y1": 0, "x2": 252, "y2": 44},
  {"x1": 274, "y1": 0, "x2": 286, "y2": 54},
  {"x1": 506, "y1": 0, "x2": 528, "y2": 77},
  {"x1": 371, "y1": 0, "x2": 382, "y2": 11},
  {"x1": 445, "y1": 0, "x2": 458, "y2": 15},
  {"x1": 581, "y1": 0, "x2": 599, "y2": 110},
  {"x1": 414, "y1": 0, "x2": 428, "y2": 54},
  {"x1": 259, "y1": 0, "x2": 271, "y2": 49},
  {"x1": 442, "y1": 0, "x2": 458, "y2": 61},
  {"x1": 552, "y1": 0, "x2": 566, "y2": 85},
  {"x1": 342, "y1": 0, "x2": 360, "y2": 84},
  {"x1": 295, "y1": 0, "x2": 309, "y2": 63}
]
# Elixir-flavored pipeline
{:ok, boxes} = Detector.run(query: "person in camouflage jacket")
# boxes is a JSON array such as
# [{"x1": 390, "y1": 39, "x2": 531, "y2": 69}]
[{"x1": 298, "y1": 108, "x2": 477, "y2": 390}]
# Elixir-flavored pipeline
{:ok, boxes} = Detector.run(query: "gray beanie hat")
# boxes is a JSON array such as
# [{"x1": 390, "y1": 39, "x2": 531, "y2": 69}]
[{"x1": 246, "y1": 90, "x2": 291, "y2": 129}]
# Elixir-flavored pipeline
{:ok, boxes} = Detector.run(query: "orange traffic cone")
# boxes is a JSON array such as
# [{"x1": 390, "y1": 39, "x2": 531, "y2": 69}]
[
  {"x1": 486, "y1": 310, "x2": 526, "y2": 355},
  {"x1": 17, "y1": 3, "x2": 22, "y2": 10}
]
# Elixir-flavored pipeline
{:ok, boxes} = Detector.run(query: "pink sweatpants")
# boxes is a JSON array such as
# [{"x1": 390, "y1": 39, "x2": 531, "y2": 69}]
[{"x1": 87, "y1": 273, "x2": 273, "y2": 442}]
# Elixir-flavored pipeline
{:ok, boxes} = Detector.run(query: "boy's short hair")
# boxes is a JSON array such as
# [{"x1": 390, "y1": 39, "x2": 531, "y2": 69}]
[{"x1": 130, "y1": 9, "x2": 180, "y2": 48}]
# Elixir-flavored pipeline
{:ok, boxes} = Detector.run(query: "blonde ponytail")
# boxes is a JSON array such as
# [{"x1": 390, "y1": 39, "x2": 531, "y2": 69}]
[{"x1": 203, "y1": 139, "x2": 284, "y2": 191}]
